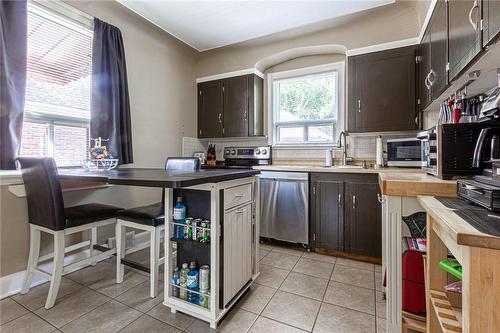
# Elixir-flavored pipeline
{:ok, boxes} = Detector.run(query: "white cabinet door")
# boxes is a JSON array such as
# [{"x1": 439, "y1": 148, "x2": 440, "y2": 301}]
[{"x1": 223, "y1": 203, "x2": 252, "y2": 306}]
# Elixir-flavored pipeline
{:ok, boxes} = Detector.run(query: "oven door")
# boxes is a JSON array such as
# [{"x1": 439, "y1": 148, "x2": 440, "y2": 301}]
[{"x1": 387, "y1": 139, "x2": 422, "y2": 167}]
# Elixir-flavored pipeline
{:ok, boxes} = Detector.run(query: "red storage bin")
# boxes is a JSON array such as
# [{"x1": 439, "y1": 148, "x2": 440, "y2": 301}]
[{"x1": 402, "y1": 248, "x2": 426, "y2": 315}]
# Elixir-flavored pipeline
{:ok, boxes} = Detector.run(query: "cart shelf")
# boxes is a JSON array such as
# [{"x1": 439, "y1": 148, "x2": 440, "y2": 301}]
[{"x1": 429, "y1": 289, "x2": 462, "y2": 333}]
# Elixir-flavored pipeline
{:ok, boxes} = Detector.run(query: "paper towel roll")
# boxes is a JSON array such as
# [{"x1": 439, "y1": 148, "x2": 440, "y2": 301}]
[{"x1": 376, "y1": 136, "x2": 383, "y2": 167}]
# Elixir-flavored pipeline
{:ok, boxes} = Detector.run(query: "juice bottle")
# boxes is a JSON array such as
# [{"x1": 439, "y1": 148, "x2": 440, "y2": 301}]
[{"x1": 179, "y1": 263, "x2": 189, "y2": 300}]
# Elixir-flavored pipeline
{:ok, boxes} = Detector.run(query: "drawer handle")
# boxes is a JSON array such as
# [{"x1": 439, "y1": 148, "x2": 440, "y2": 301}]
[
  {"x1": 235, "y1": 193, "x2": 245, "y2": 198},
  {"x1": 235, "y1": 210, "x2": 244, "y2": 214}
]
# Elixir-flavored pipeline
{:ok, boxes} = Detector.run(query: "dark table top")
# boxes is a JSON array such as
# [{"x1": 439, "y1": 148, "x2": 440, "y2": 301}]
[{"x1": 58, "y1": 168, "x2": 260, "y2": 188}]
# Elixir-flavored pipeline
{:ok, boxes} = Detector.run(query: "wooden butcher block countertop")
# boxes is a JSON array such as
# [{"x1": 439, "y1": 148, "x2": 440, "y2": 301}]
[{"x1": 379, "y1": 172, "x2": 457, "y2": 197}]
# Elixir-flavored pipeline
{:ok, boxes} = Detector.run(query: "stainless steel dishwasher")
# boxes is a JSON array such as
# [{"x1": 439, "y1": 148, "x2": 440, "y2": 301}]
[{"x1": 259, "y1": 171, "x2": 309, "y2": 247}]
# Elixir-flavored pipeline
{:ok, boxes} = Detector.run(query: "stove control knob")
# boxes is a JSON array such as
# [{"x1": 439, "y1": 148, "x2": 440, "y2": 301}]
[
  {"x1": 262, "y1": 149, "x2": 267, "y2": 155},
  {"x1": 231, "y1": 150, "x2": 236, "y2": 155},
  {"x1": 225, "y1": 149, "x2": 231, "y2": 155},
  {"x1": 255, "y1": 149, "x2": 261, "y2": 155}
]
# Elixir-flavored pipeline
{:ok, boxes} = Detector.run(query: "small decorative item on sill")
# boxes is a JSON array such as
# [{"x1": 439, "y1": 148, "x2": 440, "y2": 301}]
[
  {"x1": 206, "y1": 144, "x2": 216, "y2": 167},
  {"x1": 82, "y1": 137, "x2": 118, "y2": 171}
]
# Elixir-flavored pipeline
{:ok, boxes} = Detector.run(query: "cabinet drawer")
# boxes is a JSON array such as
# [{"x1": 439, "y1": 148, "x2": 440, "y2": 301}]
[{"x1": 224, "y1": 184, "x2": 252, "y2": 210}]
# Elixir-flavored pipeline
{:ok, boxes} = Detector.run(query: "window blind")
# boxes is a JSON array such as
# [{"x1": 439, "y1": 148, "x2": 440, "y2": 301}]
[{"x1": 20, "y1": 3, "x2": 93, "y2": 166}]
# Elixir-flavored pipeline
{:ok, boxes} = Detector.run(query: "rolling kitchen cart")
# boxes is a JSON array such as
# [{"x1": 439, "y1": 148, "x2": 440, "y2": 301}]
[{"x1": 163, "y1": 176, "x2": 260, "y2": 328}]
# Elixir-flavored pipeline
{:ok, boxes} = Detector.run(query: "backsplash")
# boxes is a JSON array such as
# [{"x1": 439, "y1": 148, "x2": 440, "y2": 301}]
[{"x1": 183, "y1": 133, "x2": 418, "y2": 163}]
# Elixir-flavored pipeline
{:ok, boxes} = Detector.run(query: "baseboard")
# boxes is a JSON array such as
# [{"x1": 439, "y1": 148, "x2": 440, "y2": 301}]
[
  {"x1": 0, "y1": 231, "x2": 152, "y2": 300},
  {"x1": 0, "y1": 248, "x2": 105, "y2": 299}
]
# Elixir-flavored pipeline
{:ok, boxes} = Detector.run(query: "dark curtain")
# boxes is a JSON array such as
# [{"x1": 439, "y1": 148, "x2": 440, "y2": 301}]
[
  {"x1": 91, "y1": 18, "x2": 133, "y2": 164},
  {"x1": 0, "y1": 1, "x2": 27, "y2": 170}
]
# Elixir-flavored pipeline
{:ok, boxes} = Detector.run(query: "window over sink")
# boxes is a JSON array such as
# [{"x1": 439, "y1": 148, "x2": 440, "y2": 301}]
[
  {"x1": 19, "y1": 2, "x2": 93, "y2": 167},
  {"x1": 270, "y1": 62, "x2": 344, "y2": 145}
]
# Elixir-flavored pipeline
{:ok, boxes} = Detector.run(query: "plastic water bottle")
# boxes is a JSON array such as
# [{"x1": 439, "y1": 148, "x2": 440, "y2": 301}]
[
  {"x1": 172, "y1": 267, "x2": 180, "y2": 298},
  {"x1": 179, "y1": 263, "x2": 189, "y2": 300},
  {"x1": 173, "y1": 197, "x2": 186, "y2": 239},
  {"x1": 187, "y1": 270, "x2": 199, "y2": 304}
]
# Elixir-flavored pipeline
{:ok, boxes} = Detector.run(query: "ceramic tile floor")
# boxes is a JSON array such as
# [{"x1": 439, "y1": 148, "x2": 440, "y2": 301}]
[{"x1": 0, "y1": 244, "x2": 386, "y2": 333}]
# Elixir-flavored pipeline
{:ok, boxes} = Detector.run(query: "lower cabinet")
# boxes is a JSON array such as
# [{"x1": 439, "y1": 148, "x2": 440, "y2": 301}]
[
  {"x1": 310, "y1": 173, "x2": 381, "y2": 259},
  {"x1": 345, "y1": 180, "x2": 382, "y2": 258},
  {"x1": 223, "y1": 202, "x2": 253, "y2": 307}
]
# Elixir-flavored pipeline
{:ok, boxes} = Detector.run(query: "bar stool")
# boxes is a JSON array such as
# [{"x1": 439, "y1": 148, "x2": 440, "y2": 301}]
[
  {"x1": 116, "y1": 157, "x2": 200, "y2": 297},
  {"x1": 17, "y1": 157, "x2": 123, "y2": 309}
]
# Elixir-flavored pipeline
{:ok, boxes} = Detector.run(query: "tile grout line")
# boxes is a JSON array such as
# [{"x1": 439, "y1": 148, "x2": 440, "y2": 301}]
[
  {"x1": 310, "y1": 260, "x2": 337, "y2": 332},
  {"x1": 2, "y1": 297, "x2": 58, "y2": 330}
]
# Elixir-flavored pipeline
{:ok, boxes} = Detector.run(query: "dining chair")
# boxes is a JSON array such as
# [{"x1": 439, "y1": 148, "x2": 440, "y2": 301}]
[
  {"x1": 17, "y1": 157, "x2": 123, "y2": 309},
  {"x1": 115, "y1": 157, "x2": 201, "y2": 297}
]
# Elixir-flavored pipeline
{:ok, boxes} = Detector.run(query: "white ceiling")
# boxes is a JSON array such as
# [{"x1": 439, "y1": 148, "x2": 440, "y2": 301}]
[{"x1": 118, "y1": 1, "x2": 395, "y2": 51}]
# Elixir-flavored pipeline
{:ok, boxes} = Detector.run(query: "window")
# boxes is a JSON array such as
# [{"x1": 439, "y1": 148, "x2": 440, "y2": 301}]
[
  {"x1": 19, "y1": 3, "x2": 93, "y2": 167},
  {"x1": 271, "y1": 63, "x2": 344, "y2": 145}
]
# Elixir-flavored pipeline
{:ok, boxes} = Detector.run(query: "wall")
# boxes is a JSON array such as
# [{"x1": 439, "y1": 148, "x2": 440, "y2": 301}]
[
  {"x1": 195, "y1": 0, "x2": 424, "y2": 77},
  {"x1": 0, "y1": 0, "x2": 198, "y2": 279},
  {"x1": 67, "y1": 0, "x2": 198, "y2": 168}
]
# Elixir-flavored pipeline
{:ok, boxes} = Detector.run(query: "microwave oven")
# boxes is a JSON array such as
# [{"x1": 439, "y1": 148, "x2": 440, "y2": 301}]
[{"x1": 386, "y1": 138, "x2": 422, "y2": 167}]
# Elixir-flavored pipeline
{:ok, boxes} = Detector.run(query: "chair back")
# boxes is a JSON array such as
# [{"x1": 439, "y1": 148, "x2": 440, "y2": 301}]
[
  {"x1": 165, "y1": 157, "x2": 201, "y2": 171},
  {"x1": 162, "y1": 157, "x2": 201, "y2": 204},
  {"x1": 17, "y1": 157, "x2": 66, "y2": 230}
]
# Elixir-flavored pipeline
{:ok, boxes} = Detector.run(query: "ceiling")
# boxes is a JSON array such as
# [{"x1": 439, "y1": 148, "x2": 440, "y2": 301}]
[{"x1": 118, "y1": 0, "x2": 395, "y2": 52}]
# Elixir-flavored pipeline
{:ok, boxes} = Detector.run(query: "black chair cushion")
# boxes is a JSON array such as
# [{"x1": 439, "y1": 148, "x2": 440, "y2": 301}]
[
  {"x1": 117, "y1": 202, "x2": 165, "y2": 227},
  {"x1": 65, "y1": 203, "x2": 123, "y2": 229}
]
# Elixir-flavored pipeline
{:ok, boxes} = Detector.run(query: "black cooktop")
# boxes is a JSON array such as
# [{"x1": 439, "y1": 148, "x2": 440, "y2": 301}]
[{"x1": 436, "y1": 197, "x2": 500, "y2": 237}]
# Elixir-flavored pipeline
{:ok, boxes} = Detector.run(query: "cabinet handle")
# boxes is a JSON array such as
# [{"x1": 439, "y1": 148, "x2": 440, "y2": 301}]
[
  {"x1": 468, "y1": 0, "x2": 479, "y2": 31},
  {"x1": 352, "y1": 195, "x2": 356, "y2": 209},
  {"x1": 218, "y1": 113, "x2": 222, "y2": 123},
  {"x1": 377, "y1": 194, "x2": 386, "y2": 204},
  {"x1": 428, "y1": 69, "x2": 436, "y2": 86},
  {"x1": 244, "y1": 110, "x2": 248, "y2": 120},
  {"x1": 338, "y1": 194, "x2": 341, "y2": 207},
  {"x1": 424, "y1": 72, "x2": 431, "y2": 90},
  {"x1": 357, "y1": 100, "x2": 361, "y2": 113}
]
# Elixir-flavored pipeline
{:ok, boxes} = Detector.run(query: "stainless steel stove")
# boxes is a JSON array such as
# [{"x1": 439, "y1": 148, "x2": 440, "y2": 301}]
[{"x1": 222, "y1": 146, "x2": 272, "y2": 168}]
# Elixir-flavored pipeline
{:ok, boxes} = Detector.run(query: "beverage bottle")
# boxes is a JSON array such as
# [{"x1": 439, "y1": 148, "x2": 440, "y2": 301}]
[
  {"x1": 187, "y1": 270, "x2": 199, "y2": 304},
  {"x1": 179, "y1": 263, "x2": 189, "y2": 300},
  {"x1": 189, "y1": 261, "x2": 197, "y2": 271},
  {"x1": 172, "y1": 267, "x2": 180, "y2": 298},
  {"x1": 173, "y1": 197, "x2": 186, "y2": 239}
]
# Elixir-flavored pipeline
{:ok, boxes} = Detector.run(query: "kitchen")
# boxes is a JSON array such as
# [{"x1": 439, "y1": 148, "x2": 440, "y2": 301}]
[{"x1": 1, "y1": 0, "x2": 500, "y2": 333}]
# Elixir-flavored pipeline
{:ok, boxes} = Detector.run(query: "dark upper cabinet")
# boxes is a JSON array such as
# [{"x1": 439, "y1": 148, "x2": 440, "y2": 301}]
[
  {"x1": 448, "y1": 0, "x2": 482, "y2": 81},
  {"x1": 418, "y1": 28, "x2": 432, "y2": 111},
  {"x1": 344, "y1": 178, "x2": 382, "y2": 258},
  {"x1": 198, "y1": 80, "x2": 223, "y2": 138},
  {"x1": 484, "y1": 0, "x2": 500, "y2": 47},
  {"x1": 223, "y1": 76, "x2": 249, "y2": 138},
  {"x1": 311, "y1": 174, "x2": 344, "y2": 252},
  {"x1": 429, "y1": 0, "x2": 449, "y2": 99},
  {"x1": 197, "y1": 74, "x2": 263, "y2": 139},
  {"x1": 418, "y1": 0, "x2": 449, "y2": 110},
  {"x1": 310, "y1": 173, "x2": 381, "y2": 259},
  {"x1": 348, "y1": 46, "x2": 417, "y2": 133}
]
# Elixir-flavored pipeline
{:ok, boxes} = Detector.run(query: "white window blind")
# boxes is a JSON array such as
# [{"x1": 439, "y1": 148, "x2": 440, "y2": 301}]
[{"x1": 20, "y1": 3, "x2": 93, "y2": 167}]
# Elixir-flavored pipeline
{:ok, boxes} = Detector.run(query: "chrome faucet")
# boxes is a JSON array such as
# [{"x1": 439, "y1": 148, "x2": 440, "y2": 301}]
[{"x1": 338, "y1": 131, "x2": 350, "y2": 166}]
